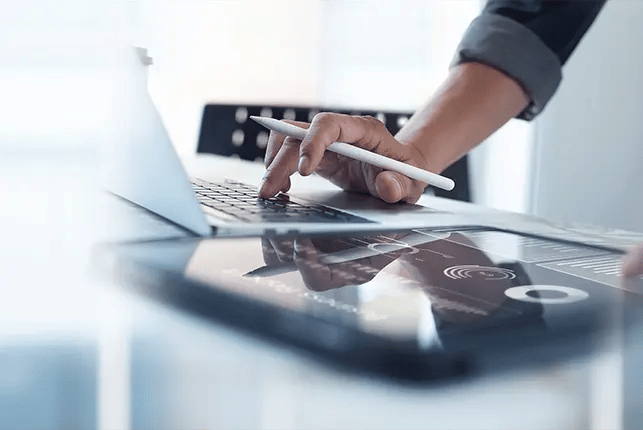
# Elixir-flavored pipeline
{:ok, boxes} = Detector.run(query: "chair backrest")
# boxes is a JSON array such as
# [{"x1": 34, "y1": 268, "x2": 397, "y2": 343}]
[{"x1": 197, "y1": 103, "x2": 470, "y2": 202}]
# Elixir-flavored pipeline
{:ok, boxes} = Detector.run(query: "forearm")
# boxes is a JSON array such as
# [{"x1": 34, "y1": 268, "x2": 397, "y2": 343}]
[
  {"x1": 395, "y1": 61, "x2": 529, "y2": 174},
  {"x1": 402, "y1": 0, "x2": 607, "y2": 174}
]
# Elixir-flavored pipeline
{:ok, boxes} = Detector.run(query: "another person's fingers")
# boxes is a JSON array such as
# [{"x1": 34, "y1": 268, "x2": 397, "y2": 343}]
[{"x1": 621, "y1": 242, "x2": 643, "y2": 278}]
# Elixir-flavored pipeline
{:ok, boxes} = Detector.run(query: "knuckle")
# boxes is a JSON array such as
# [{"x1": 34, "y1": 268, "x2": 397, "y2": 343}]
[
  {"x1": 362, "y1": 115, "x2": 385, "y2": 129},
  {"x1": 352, "y1": 116, "x2": 372, "y2": 139},
  {"x1": 312, "y1": 111, "x2": 335, "y2": 126},
  {"x1": 361, "y1": 114, "x2": 378, "y2": 124},
  {"x1": 361, "y1": 115, "x2": 387, "y2": 135}
]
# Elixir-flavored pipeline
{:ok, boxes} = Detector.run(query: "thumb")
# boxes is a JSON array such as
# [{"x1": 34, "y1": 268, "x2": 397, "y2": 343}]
[{"x1": 375, "y1": 171, "x2": 423, "y2": 204}]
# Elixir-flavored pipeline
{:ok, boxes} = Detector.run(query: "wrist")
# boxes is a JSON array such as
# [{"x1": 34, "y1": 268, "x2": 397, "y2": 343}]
[{"x1": 396, "y1": 62, "x2": 530, "y2": 174}]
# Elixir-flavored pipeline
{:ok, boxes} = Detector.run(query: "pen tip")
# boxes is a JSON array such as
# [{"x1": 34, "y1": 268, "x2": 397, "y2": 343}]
[{"x1": 249, "y1": 116, "x2": 261, "y2": 124}]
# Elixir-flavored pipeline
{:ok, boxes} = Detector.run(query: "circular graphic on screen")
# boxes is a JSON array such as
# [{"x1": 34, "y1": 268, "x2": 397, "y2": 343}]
[
  {"x1": 504, "y1": 285, "x2": 589, "y2": 304},
  {"x1": 443, "y1": 265, "x2": 516, "y2": 281},
  {"x1": 367, "y1": 242, "x2": 419, "y2": 255}
]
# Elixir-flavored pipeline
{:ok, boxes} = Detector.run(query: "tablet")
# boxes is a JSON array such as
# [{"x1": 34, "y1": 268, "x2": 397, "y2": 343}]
[{"x1": 100, "y1": 226, "x2": 643, "y2": 382}]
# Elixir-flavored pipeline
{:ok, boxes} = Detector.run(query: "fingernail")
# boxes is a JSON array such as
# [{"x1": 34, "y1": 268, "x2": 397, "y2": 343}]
[
  {"x1": 298, "y1": 155, "x2": 309, "y2": 174},
  {"x1": 393, "y1": 176, "x2": 403, "y2": 198}
]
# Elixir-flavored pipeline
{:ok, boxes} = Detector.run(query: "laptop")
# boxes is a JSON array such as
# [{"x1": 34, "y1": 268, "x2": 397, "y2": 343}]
[{"x1": 104, "y1": 47, "x2": 472, "y2": 237}]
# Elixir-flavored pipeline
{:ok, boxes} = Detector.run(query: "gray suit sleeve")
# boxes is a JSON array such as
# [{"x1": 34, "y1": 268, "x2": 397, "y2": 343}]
[
  {"x1": 451, "y1": 1, "x2": 605, "y2": 120},
  {"x1": 451, "y1": 13, "x2": 561, "y2": 120}
]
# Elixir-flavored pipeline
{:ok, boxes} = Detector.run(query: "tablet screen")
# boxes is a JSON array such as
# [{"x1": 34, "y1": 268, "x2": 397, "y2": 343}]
[
  {"x1": 181, "y1": 228, "x2": 642, "y2": 349},
  {"x1": 112, "y1": 226, "x2": 643, "y2": 376}
]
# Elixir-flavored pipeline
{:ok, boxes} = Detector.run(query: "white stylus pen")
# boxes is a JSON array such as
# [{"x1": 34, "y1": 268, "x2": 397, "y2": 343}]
[{"x1": 250, "y1": 116, "x2": 455, "y2": 191}]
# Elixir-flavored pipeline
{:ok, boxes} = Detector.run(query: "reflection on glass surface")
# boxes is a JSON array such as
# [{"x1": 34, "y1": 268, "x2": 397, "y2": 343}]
[
  {"x1": 89, "y1": 223, "x2": 643, "y2": 430},
  {"x1": 97, "y1": 228, "x2": 643, "y2": 386},
  {"x1": 237, "y1": 231, "x2": 546, "y2": 350},
  {"x1": 106, "y1": 227, "x2": 643, "y2": 382}
]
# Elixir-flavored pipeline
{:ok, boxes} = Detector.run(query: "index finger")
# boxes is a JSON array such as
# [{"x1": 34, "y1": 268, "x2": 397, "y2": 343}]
[
  {"x1": 622, "y1": 243, "x2": 643, "y2": 278},
  {"x1": 264, "y1": 120, "x2": 310, "y2": 169}
]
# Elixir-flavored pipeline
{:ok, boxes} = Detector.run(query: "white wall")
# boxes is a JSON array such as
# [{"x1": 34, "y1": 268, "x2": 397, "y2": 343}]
[
  {"x1": 530, "y1": 1, "x2": 643, "y2": 232},
  {"x1": 0, "y1": 2, "x2": 135, "y2": 153},
  {"x1": 135, "y1": 1, "x2": 324, "y2": 158},
  {"x1": 319, "y1": 1, "x2": 478, "y2": 111},
  {"x1": 136, "y1": 2, "x2": 483, "y2": 153}
]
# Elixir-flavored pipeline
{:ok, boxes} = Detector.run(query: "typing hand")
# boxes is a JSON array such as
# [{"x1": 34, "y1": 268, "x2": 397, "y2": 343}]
[
  {"x1": 258, "y1": 113, "x2": 430, "y2": 204},
  {"x1": 622, "y1": 242, "x2": 643, "y2": 278}
]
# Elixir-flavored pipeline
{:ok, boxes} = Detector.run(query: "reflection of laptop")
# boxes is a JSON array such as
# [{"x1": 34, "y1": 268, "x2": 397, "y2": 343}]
[{"x1": 105, "y1": 47, "x2": 471, "y2": 236}]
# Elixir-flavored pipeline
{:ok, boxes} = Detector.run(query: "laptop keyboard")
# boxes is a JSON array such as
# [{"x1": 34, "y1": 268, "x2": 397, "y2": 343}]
[{"x1": 191, "y1": 178, "x2": 372, "y2": 224}]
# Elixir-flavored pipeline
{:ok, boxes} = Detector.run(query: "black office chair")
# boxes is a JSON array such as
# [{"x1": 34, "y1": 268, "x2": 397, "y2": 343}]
[{"x1": 197, "y1": 103, "x2": 470, "y2": 202}]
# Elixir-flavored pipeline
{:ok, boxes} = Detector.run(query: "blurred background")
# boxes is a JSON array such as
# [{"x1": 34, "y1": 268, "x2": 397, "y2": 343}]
[
  {"x1": 1, "y1": 1, "x2": 642, "y2": 429},
  {"x1": 3, "y1": 0, "x2": 641, "y2": 223},
  {"x1": 136, "y1": 0, "x2": 643, "y2": 231}
]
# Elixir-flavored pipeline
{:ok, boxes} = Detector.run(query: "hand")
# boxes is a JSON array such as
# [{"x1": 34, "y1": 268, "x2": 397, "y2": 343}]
[
  {"x1": 260, "y1": 235, "x2": 409, "y2": 292},
  {"x1": 622, "y1": 242, "x2": 643, "y2": 278},
  {"x1": 258, "y1": 113, "x2": 431, "y2": 204},
  {"x1": 396, "y1": 233, "x2": 514, "y2": 324}
]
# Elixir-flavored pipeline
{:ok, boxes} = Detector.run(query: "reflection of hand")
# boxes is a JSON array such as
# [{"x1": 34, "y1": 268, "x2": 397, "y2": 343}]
[
  {"x1": 261, "y1": 233, "x2": 534, "y2": 325},
  {"x1": 397, "y1": 235, "x2": 513, "y2": 324},
  {"x1": 622, "y1": 242, "x2": 643, "y2": 278},
  {"x1": 293, "y1": 238, "x2": 373, "y2": 292},
  {"x1": 257, "y1": 113, "x2": 430, "y2": 204},
  {"x1": 260, "y1": 236, "x2": 408, "y2": 292},
  {"x1": 260, "y1": 236, "x2": 295, "y2": 267}
]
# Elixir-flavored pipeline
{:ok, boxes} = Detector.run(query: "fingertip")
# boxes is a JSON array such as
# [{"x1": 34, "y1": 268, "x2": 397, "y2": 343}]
[
  {"x1": 298, "y1": 155, "x2": 311, "y2": 176},
  {"x1": 280, "y1": 177, "x2": 291, "y2": 193},
  {"x1": 621, "y1": 259, "x2": 636, "y2": 278},
  {"x1": 621, "y1": 244, "x2": 643, "y2": 278},
  {"x1": 374, "y1": 173, "x2": 403, "y2": 203},
  {"x1": 256, "y1": 183, "x2": 268, "y2": 199},
  {"x1": 257, "y1": 177, "x2": 276, "y2": 199}
]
